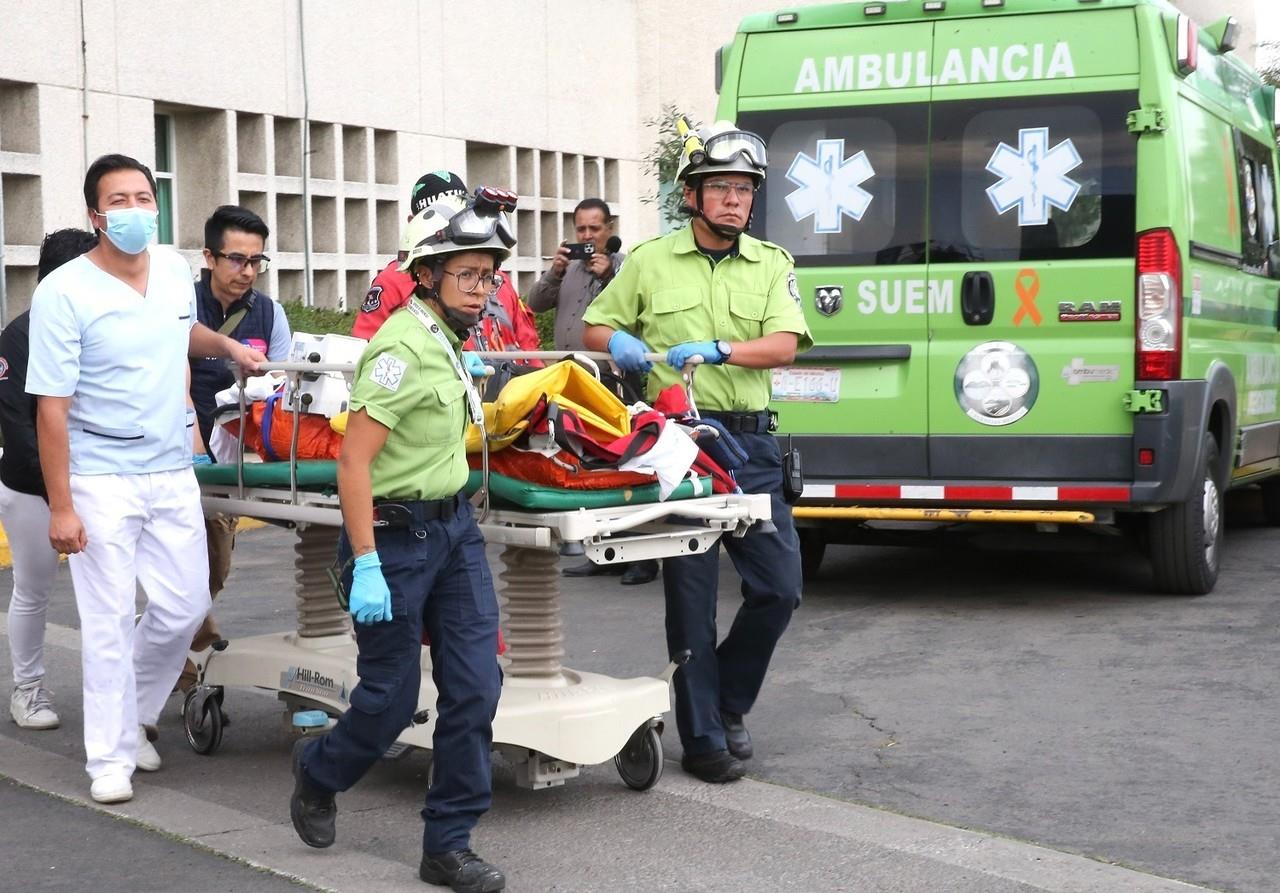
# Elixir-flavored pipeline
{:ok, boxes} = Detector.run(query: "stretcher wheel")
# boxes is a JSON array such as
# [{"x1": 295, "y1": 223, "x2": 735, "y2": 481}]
[
  {"x1": 614, "y1": 724, "x2": 663, "y2": 791},
  {"x1": 183, "y1": 687, "x2": 225, "y2": 755}
]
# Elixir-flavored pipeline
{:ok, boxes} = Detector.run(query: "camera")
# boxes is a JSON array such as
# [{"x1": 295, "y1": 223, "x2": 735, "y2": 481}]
[{"x1": 564, "y1": 242, "x2": 595, "y2": 260}]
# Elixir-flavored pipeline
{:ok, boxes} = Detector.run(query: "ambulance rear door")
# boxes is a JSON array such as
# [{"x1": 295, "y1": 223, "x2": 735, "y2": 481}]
[
  {"x1": 736, "y1": 21, "x2": 935, "y2": 479},
  {"x1": 923, "y1": 9, "x2": 1141, "y2": 484}
]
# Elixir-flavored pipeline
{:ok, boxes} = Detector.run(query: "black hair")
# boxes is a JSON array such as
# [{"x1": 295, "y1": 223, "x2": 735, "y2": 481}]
[
  {"x1": 573, "y1": 198, "x2": 613, "y2": 223},
  {"x1": 82, "y1": 154, "x2": 158, "y2": 210},
  {"x1": 37, "y1": 228, "x2": 98, "y2": 282},
  {"x1": 204, "y1": 204, "x2": 270, "y2": 252}
]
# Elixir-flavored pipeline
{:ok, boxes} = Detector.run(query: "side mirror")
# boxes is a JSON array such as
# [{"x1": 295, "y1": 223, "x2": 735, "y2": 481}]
[{"x1": 1204, "y1": 15, "x2": 1240, "y2": 53}]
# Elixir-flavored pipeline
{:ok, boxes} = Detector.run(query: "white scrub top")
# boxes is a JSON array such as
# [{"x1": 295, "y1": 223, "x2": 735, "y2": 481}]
[{"x1": 26, "y1": 245, "x2": 199, "y2": 476}]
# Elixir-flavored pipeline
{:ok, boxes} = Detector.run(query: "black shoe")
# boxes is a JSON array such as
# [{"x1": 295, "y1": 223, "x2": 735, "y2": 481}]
[
  {"x1": 720, "y1": 710, "x2": 753, "y2": 760},
  {"x1": 680, "y1": 749, "x2": 746, "y2": 784},
  {"x1": 290, "y1": 738, "x2": 336, "y2": 848},
  {"x1": 419, "y1": 849, "x2": 506, "y2": 892},
  {"x1": 562, "y1": 560, "x2": 624, "y2": 578},
  {"x1": 620, "y1": 559, "x2": 660, "y2": 586}
]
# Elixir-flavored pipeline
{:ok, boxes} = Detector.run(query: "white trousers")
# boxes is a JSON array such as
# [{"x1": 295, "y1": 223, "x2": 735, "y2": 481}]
[
  {"x1": 0, "y1": 482, "x2": 60, "y2": 685},
  {"x1": 68, "y1": 468, "x2": 210, "y2": 780}
]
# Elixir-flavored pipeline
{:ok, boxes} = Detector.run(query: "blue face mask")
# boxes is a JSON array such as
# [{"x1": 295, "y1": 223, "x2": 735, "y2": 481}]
[{"x1": 96, "y1": 207, "x2": 159, "y2": 255}]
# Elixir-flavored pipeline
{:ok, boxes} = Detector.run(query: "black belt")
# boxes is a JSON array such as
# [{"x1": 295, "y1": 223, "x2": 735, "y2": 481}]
[
  {"x1": 700, "y1": 410, "x2": 776, "y2": 434},
  {"x1": 372, "y1": 493, "x2": 463, "y2": 529}
]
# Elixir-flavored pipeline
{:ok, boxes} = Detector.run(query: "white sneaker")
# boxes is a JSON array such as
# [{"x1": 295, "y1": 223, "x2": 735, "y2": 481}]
[
  {"x1": 136, "y1": 726, "x2": 161, "y2": 772},
  {"x1": 90, "y1": 772, "x2": 133, "y2": 804},
  {"x1": 10, "y1": 680, "x2": 60, "y2": 730}
]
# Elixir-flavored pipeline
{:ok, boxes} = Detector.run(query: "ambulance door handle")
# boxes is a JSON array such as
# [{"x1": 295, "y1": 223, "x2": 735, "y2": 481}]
[{"x1": 960, "y1": 271, "x2": 995, "y2": 326}]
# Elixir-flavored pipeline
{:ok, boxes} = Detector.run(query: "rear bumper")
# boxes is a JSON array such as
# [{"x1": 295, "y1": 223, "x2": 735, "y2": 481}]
[{"x1": 787, "y1": 380, "x2": 1213, "y2": 510}]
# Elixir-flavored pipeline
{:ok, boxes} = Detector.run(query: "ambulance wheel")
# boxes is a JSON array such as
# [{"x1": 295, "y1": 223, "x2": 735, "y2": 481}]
[
  {"x1": 798, "y1": 529, "x2": 826, "y2": 582},
  {"x1": 615, "y1": 724, "x2": 663, "y2": 791},
  {"x1": 1260, "y1": 477, "x2": 1280, "y2": 525},
  {"x1": 1148, "y1": 435, "x2": 1222, "y2": 595},
  {"x1": 183, "y1": 687, "x2": 225, "y2": 755}
]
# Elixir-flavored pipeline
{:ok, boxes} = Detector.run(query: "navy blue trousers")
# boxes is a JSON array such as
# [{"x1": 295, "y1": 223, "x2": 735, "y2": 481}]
[
  {"x1": 663, "y1": 431, "x2": 802, "y2": 756},
  {"x1": 299, "y1": 500, "x2": 502, "y2": 854}
]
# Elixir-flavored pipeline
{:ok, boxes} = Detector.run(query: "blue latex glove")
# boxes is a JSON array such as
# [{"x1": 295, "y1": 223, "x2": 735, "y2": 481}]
[
  {"x1": 667, "y1": 340, "x2": 724, "y2": 370},
  {"x1": 192, "y1": 453, "x2": 213, "y2": 466},
  {"x1": 607, "y1": 330, "x2": 653, "y2": 374},
  {"x1": 462, "y1": 350, "x2": 488, "y2": 379},
  {"x1": 349, "y1": 552, "x2": 393, "y2": 624}
]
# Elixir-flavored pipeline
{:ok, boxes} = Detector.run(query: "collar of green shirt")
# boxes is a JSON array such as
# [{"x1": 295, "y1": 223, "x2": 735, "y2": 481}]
[
  {"x1": 412, "y1": 297, "x2": 462, "y2": 347},
  {"x1": 671, "y1": 225, "x2": 764, "y2": 263}
]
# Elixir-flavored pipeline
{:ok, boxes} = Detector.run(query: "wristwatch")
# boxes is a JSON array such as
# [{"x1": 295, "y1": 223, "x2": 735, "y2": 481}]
[{"x1": 715, "y1": 339, "x2": 733, "y2": 363}]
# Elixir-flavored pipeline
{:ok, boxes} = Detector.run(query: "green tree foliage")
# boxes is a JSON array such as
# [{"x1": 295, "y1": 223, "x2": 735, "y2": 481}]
[{"x1": 641, "y1": 104, "x2": 701, "y2": 228}]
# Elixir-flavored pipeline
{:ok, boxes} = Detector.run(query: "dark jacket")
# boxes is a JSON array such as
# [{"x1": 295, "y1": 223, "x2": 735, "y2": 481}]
[
  {"x1": 0, "y1": 311, "x2": 45, "y2": 499},
  {"x1": 189, "y1": 271, "x2": 279, "y2": 449}
]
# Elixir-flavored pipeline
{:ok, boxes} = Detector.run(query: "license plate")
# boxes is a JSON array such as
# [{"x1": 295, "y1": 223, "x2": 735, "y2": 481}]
[{"x1": 771, "y1": 367, "x2": 841, "y2": 403}]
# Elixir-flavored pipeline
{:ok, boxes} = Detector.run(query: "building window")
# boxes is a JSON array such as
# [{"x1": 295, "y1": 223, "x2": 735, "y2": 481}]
[{"x1": 154, "y1": 113, "x2": 176, "y2": 245}]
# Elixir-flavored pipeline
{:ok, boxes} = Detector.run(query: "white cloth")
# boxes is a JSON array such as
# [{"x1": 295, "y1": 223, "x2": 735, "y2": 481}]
[
  {"x1": 0, "y1": 482, "x2": 59, "y2": 684},
  {"x1": 25, "y1": 247, "x2": 198, "y2": 475},
  {"x1": 68, "y1": 468, "x2": 210, "y2": 780},
  {"x1": 617, "y1": 422, "x2": 700, "y2": 500}
]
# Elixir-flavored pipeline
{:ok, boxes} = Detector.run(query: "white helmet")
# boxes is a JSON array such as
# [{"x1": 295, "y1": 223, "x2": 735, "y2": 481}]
[
  {"x1": 398, "y1": 187, "x2": 517, "y2": 272},
  {"x1": 676, "y1": 120, "x2": 768, "y2": 185}
]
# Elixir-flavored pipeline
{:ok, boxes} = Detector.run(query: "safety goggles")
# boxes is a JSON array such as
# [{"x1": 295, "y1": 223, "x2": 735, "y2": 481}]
[
  {"x1": 426, "y1": 187, "x2": 518, "y2": 249},
  {"x1": 702, "y1": 130, "x2": 768, "y2": 169}
]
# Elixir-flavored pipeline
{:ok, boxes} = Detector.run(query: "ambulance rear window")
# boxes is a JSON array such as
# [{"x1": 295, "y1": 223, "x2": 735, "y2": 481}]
[
  {"x1": 928, "y1": 91, "x2": 1137, "y2": 263},
  {"x1": 743, "y1": 105, "x2": 928, "y2": 267}
]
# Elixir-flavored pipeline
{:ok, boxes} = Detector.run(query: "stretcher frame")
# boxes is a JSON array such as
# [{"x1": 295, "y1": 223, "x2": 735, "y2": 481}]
[{"x1": 185, "y1": 350, "x2": 770, "y2": 792}]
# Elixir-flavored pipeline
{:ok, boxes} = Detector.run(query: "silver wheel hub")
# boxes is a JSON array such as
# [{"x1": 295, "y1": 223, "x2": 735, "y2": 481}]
[{"x1": 1202, "y1": 474, "x2": 1221, "y2": 568}]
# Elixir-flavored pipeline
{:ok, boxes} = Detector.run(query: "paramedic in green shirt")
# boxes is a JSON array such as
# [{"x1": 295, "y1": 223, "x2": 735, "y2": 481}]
[
  {"x1": 583, "y1": 120, "x2": 813, "y2": 784},
  {"x1": 289, "y1": 190, "x2": 513, "y2": 893}
]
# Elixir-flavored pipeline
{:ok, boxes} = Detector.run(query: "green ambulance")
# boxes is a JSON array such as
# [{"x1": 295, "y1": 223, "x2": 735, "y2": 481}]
[{"x1": 715, "y1": 0, "x2": 1280, "y2": 594}]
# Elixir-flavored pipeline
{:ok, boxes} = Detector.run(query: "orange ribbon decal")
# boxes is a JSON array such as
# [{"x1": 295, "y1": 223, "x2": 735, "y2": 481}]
[{"x1": 1012, "y1": 268, "x2": 1042, "y2": 327}]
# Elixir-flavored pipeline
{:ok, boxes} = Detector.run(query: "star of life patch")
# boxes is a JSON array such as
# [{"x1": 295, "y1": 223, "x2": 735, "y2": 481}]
[
  {"x1": 361, "y1": 286, "x2": 383, "y2": 314},
  {"x1": 369, "y1": 353, "x2": 407, "y2": 392},
  {"x1": 787, "y1": 272, "x2": 801, "y2": 306}
]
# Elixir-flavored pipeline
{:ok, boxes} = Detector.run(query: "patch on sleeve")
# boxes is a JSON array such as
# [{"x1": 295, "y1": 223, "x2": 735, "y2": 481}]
[
  {"x1": 369, "y1": 353, "x2": 407, "y2": 392},
  {"x1": 361, "y1": 286, "x2": 383, "y2": 314},
  {"x1": 787, "y1": 272, "x2": 801, "y2": 306},
  {"x1": 0, "y1": 357, "x2": 8, "y2": 380}
]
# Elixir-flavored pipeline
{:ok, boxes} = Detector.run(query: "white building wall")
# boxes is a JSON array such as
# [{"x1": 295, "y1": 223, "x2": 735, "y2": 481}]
[{"x1": 0, "y1": 0, "x2": 1262, "y2": 322}]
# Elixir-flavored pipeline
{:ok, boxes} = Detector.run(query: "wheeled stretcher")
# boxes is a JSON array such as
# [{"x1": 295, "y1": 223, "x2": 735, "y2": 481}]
[{"x1": 183, "y1": 351, "x2": 771, "y2": 792}]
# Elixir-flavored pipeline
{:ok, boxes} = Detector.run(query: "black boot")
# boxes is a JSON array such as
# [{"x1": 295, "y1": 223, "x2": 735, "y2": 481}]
[
  {"x1": 680, "y1": 749, "x2": 746, "y2": 784},
  {"x1": 721, "y1": 710, "x2": 753, "y2": 760},
  {"x1": 419, "y1": 849, "x2": 506, "y2": 892},
  {"x1": 562, "y1": 560, "x2": 624, "y2": 577},
  {"x1": 620, "y1": 559, "x2": 660, "y2": 585},
  {"x1": 290, "y1": 738, "x2": 336, "y2": 848}
]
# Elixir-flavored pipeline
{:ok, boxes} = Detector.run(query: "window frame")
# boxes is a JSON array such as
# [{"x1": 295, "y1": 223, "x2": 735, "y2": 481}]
[
  {"x1": 154, "y1": 113, "x2": 177, "y2": 246},
  {"x1": 1233, "y1": 129, "x2": 1280, "y2": 279}
]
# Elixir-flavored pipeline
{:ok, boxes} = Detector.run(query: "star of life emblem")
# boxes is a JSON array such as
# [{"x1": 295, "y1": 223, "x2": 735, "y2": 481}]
[
  {"x1": 785, "y1": 139, "x2": 875, "y2": 234},
  {"x1": 985, "y1": 127, "x2": 1083, "y2": 227},
  {"x1": 370, "y1": 353, "x2": 407, "y2": 392}
]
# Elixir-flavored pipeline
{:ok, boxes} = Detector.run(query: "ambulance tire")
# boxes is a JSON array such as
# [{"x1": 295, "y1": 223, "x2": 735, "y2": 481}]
[
  {"x1": 1147, "y1": 435, "x2": 1222, "y2": 595},
  {"x1": 798, "y1": 529, "x2": 826, "y2": 582},
  {"x1": 1260, "y1": 477, "x2": 1280, "y2": 526}
]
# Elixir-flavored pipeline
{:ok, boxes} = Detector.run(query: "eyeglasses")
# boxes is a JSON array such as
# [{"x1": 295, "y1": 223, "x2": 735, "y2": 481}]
[
  {"x1": 440, "y1": 268, "x2": 499, "y2": 295},
  {"x1": 702, "y1": 180, "x2": 756, "y2": 198},
  {"x1": 213, "y1": 251, "x2": 271, "y2": 273}
]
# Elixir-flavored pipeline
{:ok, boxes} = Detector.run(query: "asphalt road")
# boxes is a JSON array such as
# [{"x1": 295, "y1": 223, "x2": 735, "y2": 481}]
[{"x1": 1, "y1": 489, "x2": 1276, "y2": 891}]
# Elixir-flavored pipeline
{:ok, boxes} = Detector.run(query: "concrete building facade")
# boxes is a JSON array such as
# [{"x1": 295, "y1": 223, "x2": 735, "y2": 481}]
[{"x1": 0, "y1": 0, "x2": 1258, "y2": 323}]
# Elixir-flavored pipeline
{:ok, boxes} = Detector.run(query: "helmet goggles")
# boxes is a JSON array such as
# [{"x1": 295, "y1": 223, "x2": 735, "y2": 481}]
[
  {"x1": 424, "y1": 186, "x2": 518, "y2": 251},
  {"x1": 702, "y1": 130, "x2": 768, "y2": 171}
]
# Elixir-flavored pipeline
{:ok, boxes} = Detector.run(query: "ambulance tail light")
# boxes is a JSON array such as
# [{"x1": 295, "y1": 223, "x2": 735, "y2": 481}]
[{"x1": 1135, "y1": 228, "x2": 1182, "y2": 381}]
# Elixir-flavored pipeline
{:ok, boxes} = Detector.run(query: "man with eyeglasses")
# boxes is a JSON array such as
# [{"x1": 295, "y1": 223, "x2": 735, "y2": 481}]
[
  {"x1": 582, "y1": 120, "x2": 812, "y2": 785},
  {"x1": 183, "y1": 204, "x2": 293, "y2": 687}
]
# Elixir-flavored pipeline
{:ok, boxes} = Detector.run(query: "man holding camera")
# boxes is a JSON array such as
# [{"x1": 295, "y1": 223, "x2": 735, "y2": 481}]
[{"x1": 528, "y1": 198, "x2": 657, "y2": 585}]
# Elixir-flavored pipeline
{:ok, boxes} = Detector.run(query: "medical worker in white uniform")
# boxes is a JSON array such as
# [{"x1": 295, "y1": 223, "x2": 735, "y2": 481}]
[{"x1": 26, "y1": 153, "x2": 265, "y2": 804}]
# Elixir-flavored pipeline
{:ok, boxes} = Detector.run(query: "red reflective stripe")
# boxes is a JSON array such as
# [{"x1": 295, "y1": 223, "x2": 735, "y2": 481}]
[
  {"x1": 945, "y1": 486, "x2": 1012, "y2": 501},
  {"x1": 1058, "y1": 487, "x2": 1131, "y2": 502},
  {"x1": 834, "y1": 484, "x2": 901, "y2": 499}
]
